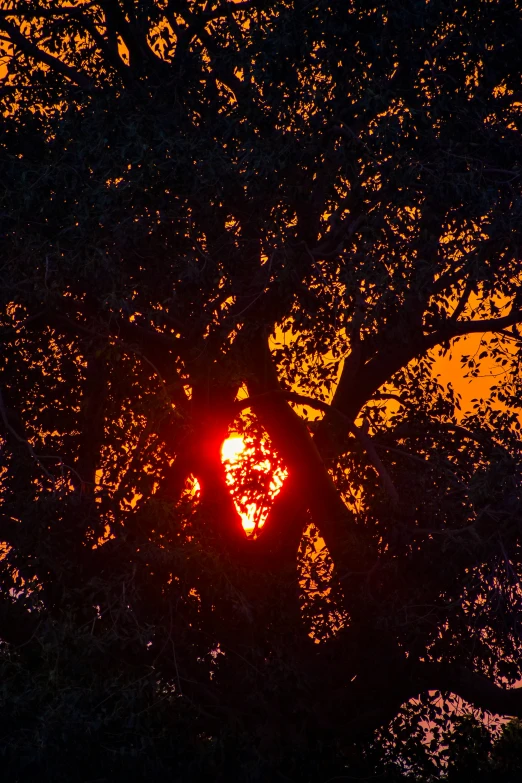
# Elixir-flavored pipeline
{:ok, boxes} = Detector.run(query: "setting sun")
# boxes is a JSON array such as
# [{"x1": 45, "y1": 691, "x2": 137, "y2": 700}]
[
  {"x1": 221, "y1": 435, "x2": 246, "y2": 464},
  {"x1": 221, "y1": 435, "x2": 287, "y2": 532}
]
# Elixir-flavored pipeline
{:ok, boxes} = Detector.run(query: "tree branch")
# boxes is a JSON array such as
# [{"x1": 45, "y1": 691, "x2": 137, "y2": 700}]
[
  {"x1": 313, "y1": 297, "x2": 522, "y2": 460},
  {"x1": 242, "y1": 332, "x2": 373, "y2": 578},
  {"x1": 235, "y1": 390, "x2": 399, "y2": 506},
  {"x1": 372, "y1": 393, "x2": 514, "y2": 457},
  {"x1": 0, "y1": 18, "x2": 95, "y2": 89},
  {"x1": 414, "y1": 662, "x2": 522, "y2": 719},
  {"x1": 247, "y1": 471, "x2": 309, "y2": 570},
  {"x1": 449, "y1": 274, "x2": 475, "y2": 323},
  {"x1": 67, "y1": 5, "x2": 136, "y2": 88},
  {"x1": 426, "y1": 302, "x2": 522, "y2": 348},
  {"x1": 100, "y1": 0, "x2": 168, "y2": 75}
]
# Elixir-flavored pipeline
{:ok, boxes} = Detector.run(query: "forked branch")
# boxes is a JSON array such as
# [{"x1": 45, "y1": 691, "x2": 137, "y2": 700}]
[
  {"x1": 235, "y1": 390, "x2": 400, "y2": 506},
  {"x1": 242, "y1": 333, "x2": 374, "y2": 576}
]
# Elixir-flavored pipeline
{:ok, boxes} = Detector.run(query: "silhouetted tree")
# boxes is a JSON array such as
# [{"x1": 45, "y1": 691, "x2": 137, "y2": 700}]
[{"x1": 1, "y1": 1, "x2": 522, "y2": 780}]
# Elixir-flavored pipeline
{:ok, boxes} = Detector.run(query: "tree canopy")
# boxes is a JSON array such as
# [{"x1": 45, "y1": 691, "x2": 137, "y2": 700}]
[{"x1": 1, "y1": 0, "x2": 522, "y2": 780}]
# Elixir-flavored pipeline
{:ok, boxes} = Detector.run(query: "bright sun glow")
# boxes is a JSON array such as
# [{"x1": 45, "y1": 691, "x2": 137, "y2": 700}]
[
  {"x1": 221, "y1": 435, "x2": 287, "y2": 532},
  {"x1": 221, "y1": 435, "x2": 246, "y2": 463}
]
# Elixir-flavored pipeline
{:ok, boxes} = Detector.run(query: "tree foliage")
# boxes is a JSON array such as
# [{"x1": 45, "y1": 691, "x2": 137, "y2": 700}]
[{"x1": 1, "y1": 0, "x2": 522, "y2": 780}]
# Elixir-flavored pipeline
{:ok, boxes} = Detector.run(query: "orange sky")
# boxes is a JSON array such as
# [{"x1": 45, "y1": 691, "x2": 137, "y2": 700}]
[{"x1": 432, "y1": 332, "x2": 506, "y2": 417}]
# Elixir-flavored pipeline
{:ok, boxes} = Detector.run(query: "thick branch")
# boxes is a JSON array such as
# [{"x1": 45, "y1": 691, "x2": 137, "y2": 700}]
[
  {"x1": 414, "y1": 662, "x2": 522, "y2": 718},
  {"x1": 100, "y1": 0, "x2": 150, "y2": 73},
  {"x1": 248, "y1": 471, "x2": 308, "y2": 570},
  {"x1": 426, "y1": 302, "x2": 522, "y2": 348},
  {"x1": 0, "y1": 18, "x2": 95, "y2": 89},
  {"x1": 315, "y1": 339, "x2": 420, "y2": 452},
  {"x1": 115, "y1": 320, "x2": 189, "y2": 409},
  {"x1": 374, "y1": 398, "x2": 514, "y2": 459},
  {"x1": 315, "y1": 300, "x2": 522, "y2": 461},
  {"x1": 190, "y1": 380, "x2": 247, "y2": 550},
  {"x1": 243, "y1": 332, "x2": 373, "y2": 577},
  {"x1": 235, "y1": 390, "x2": 399, "y2": 506},
  {"x1": 449, "y1": 275, "x2": 475, "y2": 323},
  {"x1": 69, "y1": 6, "x2": 136, "y2": 87},
  {"x1": 0, "y1": 3, "x2": 129, "y2": 85}
]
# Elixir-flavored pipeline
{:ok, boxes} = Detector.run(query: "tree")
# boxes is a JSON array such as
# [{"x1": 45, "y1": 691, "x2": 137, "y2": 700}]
[
  {"x1": 1, "y1": 0, "x2": 522, "y2": 779},
  {"x1": 437, "y1": 715, "x2": 522, "y2": 782}
]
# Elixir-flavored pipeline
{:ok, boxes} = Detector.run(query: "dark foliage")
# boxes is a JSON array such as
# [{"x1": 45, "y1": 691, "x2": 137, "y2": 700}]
[{"x1": 1, "y1": 1, "x2": 522, "y2": 780}]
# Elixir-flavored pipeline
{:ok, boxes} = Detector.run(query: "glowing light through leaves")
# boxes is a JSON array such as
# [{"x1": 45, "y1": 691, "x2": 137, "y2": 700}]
[{"x1": 221, "y1": 435, "x2": 287, "y2": 532}]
